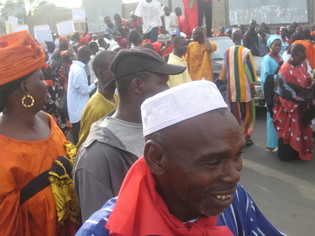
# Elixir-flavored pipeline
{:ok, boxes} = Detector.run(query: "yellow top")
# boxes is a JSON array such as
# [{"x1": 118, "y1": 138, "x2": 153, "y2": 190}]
[
  {"x1": 167, "y1": 53, "x2": 192, "y2": 87},
  {"x1": 76, "y1": 92, "x2": 118, "y2": 149},
  {"x1": 185, "y1": 40, "x2": 217, "y2": 81}
]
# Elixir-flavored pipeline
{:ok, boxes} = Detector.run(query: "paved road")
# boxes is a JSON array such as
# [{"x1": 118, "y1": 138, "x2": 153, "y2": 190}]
[{"x1": 240, "y1": 107, "x2": 315, "y2": 236}]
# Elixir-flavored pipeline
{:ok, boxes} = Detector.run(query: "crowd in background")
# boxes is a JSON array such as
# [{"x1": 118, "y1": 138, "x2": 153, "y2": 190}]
[{"x1": 42, "y1": 1, "x2": 315, "y2": 159}]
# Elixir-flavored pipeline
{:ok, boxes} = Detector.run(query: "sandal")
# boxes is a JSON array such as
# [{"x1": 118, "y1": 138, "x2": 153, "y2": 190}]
[{"x1": 265, "y1": 147, "x2": 278, "y2": 152}]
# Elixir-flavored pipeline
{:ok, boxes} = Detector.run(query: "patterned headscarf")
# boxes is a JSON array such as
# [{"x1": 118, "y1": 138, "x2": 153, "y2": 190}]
[{"x1": 0, "y1": 31, "x2": 45, "y2": 86}]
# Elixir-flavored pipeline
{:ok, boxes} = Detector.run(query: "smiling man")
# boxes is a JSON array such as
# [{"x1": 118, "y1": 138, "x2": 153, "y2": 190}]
[{"x1": 77, "y1": 80, "x2": 286, "y2": 236}]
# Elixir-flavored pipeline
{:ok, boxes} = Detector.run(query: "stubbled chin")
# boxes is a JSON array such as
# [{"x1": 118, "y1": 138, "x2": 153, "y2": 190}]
[
  {"x1": 200, "y1": 208, "x2": 225, "y2": 217},
  {"x1": 199, "y1": 196, "x2": 234, "y2": 217}
]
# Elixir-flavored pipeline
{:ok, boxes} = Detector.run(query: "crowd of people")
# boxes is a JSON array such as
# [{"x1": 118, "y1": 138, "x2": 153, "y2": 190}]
[{"x1": 0, "y1": 0, "x2": 314, "y2": 235}]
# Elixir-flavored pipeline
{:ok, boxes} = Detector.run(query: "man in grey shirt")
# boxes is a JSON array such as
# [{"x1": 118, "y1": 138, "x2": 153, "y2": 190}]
[{"x1": 73, "y1": 47, "x2": 185, "y2": 222}]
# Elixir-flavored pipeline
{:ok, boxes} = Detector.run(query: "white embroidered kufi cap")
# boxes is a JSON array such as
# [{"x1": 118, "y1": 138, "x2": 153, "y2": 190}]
[{"x1": 141, "y1": 80, "x2": 228, "y2": 136}]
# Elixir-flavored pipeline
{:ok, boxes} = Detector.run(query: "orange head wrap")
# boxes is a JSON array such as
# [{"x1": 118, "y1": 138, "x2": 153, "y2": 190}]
[{"x1": 0, "y1": 30, "x2": 46, "y2": 86}]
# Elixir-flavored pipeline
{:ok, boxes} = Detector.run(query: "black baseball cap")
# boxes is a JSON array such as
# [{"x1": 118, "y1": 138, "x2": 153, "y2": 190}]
[{"x1": 110, "y1": 47, "x2": 186, "y2": 80}]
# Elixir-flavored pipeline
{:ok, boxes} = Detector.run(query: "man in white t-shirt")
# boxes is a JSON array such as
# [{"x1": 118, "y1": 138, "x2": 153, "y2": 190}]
[
  {"x1": 134, "y1": 0, "x2": 164, "y2": 42},
  {"x1": 163, "y1": 5, "x2": 179, "y2": 34},
  {"x1": 67, "y1": 46, "x2": 97, "y2": 144}
]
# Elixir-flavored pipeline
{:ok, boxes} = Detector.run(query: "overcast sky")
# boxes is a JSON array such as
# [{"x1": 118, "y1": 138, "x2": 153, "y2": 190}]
[
  {"x1": 1, "y1": 0, "x2": 141, "y2": 8},
  {"x1": 52, "y1": 0, "x2": 140, "y2": 9}
]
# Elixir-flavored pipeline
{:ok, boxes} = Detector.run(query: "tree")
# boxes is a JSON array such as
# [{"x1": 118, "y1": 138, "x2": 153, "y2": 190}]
[
  {"x1": 25, "y1": 0, "x2": 39, "y2": 15},
  {"x1": 0, "y1": 0, "x2": 25, "y2": 22},
  {"x1": 32, "y1": 1, "x2": 68, "y2": 15}
]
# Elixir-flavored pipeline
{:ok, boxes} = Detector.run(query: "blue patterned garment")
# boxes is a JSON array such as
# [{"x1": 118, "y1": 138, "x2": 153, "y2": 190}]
[{"x1": 76, "y1": 184, "x2": 286, "y2": 236}]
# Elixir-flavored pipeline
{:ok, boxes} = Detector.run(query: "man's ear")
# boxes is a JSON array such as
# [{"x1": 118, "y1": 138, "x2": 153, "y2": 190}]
[
  {"x1": 131, "y1": 77, "x2": 144, "y2": 95},
  {"x1": 144, "y1": 140, "x2": 166, "y2": 175}
]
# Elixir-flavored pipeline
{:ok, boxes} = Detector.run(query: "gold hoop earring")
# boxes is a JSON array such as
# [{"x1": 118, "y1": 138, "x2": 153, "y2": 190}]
[{"x1": 22, "y1": 94, "x2": 35, "y2": 108}]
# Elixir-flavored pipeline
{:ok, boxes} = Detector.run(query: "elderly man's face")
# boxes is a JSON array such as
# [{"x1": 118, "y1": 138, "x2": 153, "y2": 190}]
[{"x1": 157, "y1": 110, "x2": 245, "y2": 220}]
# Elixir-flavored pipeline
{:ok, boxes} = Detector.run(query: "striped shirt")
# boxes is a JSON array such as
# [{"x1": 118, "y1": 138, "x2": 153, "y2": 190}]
[
  {"x1": 220, "y1": 46, "x2": 257, "y2": 102},
  {"x1": 76, "y1": 184, "x2": 286, "y2": 236}
]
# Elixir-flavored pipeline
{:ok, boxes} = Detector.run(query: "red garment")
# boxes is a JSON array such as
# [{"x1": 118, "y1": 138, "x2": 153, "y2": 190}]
[
  {"x1": 79, "y1": 37, "x2": 90, "y2": 47},
  {"x1": 217, "y1": 32, "x2": 227, "y2": 36},
  {"x1": 280, "y1": 35, "x2": 289, "y2": 44},
  {"x1": 130, "y1": 19, "x2": 143, "y2": 33},
  {"x1": 162, "y1": 43, "x2": 174, "y2": 57},
  {"x1": 81, "y1": 32, "x2": 91, "y2": 40},
  {"x1": 59, "y1": 37, "x2": 68, "y2": 43},
  {"x1": 43, "y1": 63, "x2": 49, "y2": 70},
  {"x1": 182, "y1": 0, "x2": 199, "y2": 38},
  {"x1": 273, "y1": 62, "x2": 313, "y2": 160},
  {"x1": 152, "y1": 41, "x2": 163, "y2": 53},
  {"x1": 141, "y1": 39, "x2": 152, "y2": 46},
  {"x1": 268, "y1": 52, "x2": 281, "y2": 64},
  {"x1": 106, "y1": 157, "x2": 233, "y2": 235},
  {"x1": 44, "y1": 80, "x2": 54, "y2": 87},
  {"x1": 177, "y1": 16, "x2": 183, "y2": 32},
  {"x1": 130, "y1": 20, "x2": 139, "y2": 29}
]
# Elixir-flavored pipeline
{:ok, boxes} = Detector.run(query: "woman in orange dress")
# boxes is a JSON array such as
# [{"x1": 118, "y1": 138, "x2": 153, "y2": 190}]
[{"x1": 0, "y1": 31, "x2": 79, "y2": 235}]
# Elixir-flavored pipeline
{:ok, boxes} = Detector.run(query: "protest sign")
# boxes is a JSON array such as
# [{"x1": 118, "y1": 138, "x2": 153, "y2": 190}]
[
  {"x1": 34, "y1": 25, "x2": 53, "y2": 44},
  {"x1": 8, "y1": 16, "x2": 18, "y2": 26},
  {"x1": 72, "y1": 8, "x2": 86, "y2": 22},
  {"x1": 14, "y1": 25, "x2": 29, "y2": 32},
  {"x1": 57, "y1": 20, "x2": 75, "y2": 36}
]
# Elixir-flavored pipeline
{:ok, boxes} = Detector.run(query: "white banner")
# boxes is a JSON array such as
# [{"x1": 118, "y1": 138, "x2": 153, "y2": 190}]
[
  {"x1": 34, "y1": 25, "x2": 53, "y2": 44},
  {"x1": 72, "y1": 8, "x2": 86, "y2": 22},
  {"x1": 8, "y1": 16, "x2": 18, "y2": 26},
  {"x1": 14, "y1": 25, "x2": 29, "y2": 33},
  {"x1": 56, "y1": 20, "x2": 75, "y2": 36}
]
